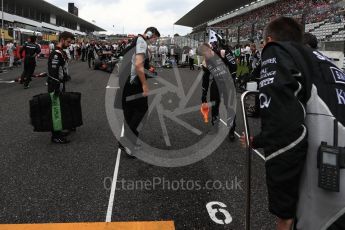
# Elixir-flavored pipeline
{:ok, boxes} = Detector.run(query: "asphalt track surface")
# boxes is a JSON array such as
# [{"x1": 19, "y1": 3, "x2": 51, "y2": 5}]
[{"x1": 0, "y1": 59, "x2": 275, "y2": 229}]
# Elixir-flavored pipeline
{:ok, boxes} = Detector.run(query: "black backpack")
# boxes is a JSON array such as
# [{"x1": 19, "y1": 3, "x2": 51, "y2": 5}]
[
  {"x1": 114, "y1": 35, "x2": 150, "y2": 109},
  {"x1": 119, "y1": 35, "x2": 146, "y2": 57},
  {"x1": 118, "y1": 35, "x2": 150, "y2": 68}
]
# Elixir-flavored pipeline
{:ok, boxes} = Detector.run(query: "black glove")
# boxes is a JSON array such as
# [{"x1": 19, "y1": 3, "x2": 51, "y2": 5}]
[
  {"x1": 53, "y1": 81, "x2": 62, "y2": 96},
  {"x1": 54, "y1": 88, "x2": 61, "y2": 96},
  {"x1": 63, "y1": 74, "x2": 71, "y2": 82},
  {"x1": 201, "y1": 96, "x2": 207, "y2": 103},
  {"x1": 202, "y1": 65, "x2": 208, "y2": 73}
]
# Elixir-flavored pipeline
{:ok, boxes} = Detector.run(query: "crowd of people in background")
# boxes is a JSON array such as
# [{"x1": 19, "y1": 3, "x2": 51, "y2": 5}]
[
  {"x1": 47, "y1": 40, "x2": 120, "y2": 62},
  {"x1": 206, "y1": 0, "x2": 345, "y2": 42},
  {"x1": 0, "y1": 38, "x2": 131, "y2": 74}
]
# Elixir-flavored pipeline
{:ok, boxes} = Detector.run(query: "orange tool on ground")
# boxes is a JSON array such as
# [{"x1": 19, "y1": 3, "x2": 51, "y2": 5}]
[{"x1": 200, "y1": 103, "x2": 209, "y2": 123}]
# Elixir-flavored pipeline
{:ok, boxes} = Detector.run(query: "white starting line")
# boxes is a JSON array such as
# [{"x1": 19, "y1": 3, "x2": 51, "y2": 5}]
[
  {"x1": 0, "y1": 80, "x2": 15, "y2": 84},
  {"x1": 234, "y1": 131, "x2": 265, "y2": 160},
  {"x1": 106, "y1": 124, "x2": 124, "y2": 222},
  {"x1": 220, "y1": 119, "x2": 265, "y2": 161},
  {"x1": 106, "y1": 86, "x2": 120, "y2": 89}
]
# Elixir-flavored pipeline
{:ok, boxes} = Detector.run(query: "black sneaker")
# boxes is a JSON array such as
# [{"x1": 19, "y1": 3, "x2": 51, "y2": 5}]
[
  {"x1": 51, "y1": 137, "x2": 70, "y2": 144},
  {"x1": 61, "y1": 130, "x2": 71, "y2": 137},
  {"x1": 23, "y1": 84, "x2": 30, "y2": 89},
  {"x1": 208, "y1": 117, "x2": 220, "y2": 135},
  {"x1": 228, "y1": 131, "x2": 236, "y2": 142},
  {"x1": 118, "y1": 142, "x2": 135, "y2": 158}
]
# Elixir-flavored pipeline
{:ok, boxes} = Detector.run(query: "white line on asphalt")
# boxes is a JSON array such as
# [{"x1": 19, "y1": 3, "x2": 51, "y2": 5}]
[
  {"x1": 234, "y1": 131, "x2": 265, "y2": 160},
  {"x1": 220, "y1": 119, "x2": 265, "y2": 161},
  {"x1": 220, "y1": 119, "x2": 227, "y2": 126},
  {"x1": 106, "y1": 86, "x2": 120, "y2": 89},
  {"x1": 121, "y1": 124, "x2": 124, "y2": 137},
  {"x1": 0, "y1": 80, "x2": 15, "y2": 84},
  {"x1": 106, "y1": 124, "x2": 124, "y2": 222}
]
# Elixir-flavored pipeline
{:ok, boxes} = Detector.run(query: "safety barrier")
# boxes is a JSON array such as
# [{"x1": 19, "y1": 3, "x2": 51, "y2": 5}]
[{"x1": 0, "y1": 47, "x2": 9, "y2": 72}]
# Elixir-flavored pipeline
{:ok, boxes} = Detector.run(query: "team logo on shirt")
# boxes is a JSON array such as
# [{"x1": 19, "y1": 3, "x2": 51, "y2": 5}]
[
  {"x1": 259, "y1": 93, "x2": 271, "y2": 108},
  {"x1": 259, "y1": 77, "x2": 274, "y2": 88},
  {"x1": 313, "y1": 51, "x2": 335, "y2": 63},
  {"x1": 261, "y1": 57, "x2": 277, "y2": 66},
  {"x1": 336, "y1": 88, "x2": 345, "y2": 105},
  {"x1": 330, "y1": 67, "x2": 345, "y2": 85},
  {"x1": 260, "y1": 68, "x2": 276, "y2": 79}
]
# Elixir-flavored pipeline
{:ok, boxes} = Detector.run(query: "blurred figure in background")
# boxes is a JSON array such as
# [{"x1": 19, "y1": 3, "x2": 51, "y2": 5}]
[{"x1": 20, "y1": 36, "x2": 41, "y2": 89}]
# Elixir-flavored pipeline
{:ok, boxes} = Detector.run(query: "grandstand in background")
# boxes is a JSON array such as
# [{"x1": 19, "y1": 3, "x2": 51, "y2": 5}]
[
  {"x1": 175, "y1": 0, "x2": 345, "y2": 52},
  {"x1": 0, "y1": 0, "x2": 105, "y2": 44}
]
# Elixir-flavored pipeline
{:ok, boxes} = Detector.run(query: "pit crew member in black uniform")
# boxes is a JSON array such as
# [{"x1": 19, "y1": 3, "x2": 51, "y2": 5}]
[
  {"x1": 240, "y1": 17, "x2": 345, "y2": 230},
  {"x1": 47, "y1": 31, "x2": 75, "y2": 144},
  {"x1": 20, "y1": 36, "x2": 41, "y2": 89},
  {"x1": 87, "y1": 41, "x2": 96, "y2": 68},
  {"x1": 201, "y1": 41, "x2": 237, "y2": 141},
  {"x1": 120, "y1": 27, "x2": 161, "y2": 157}
]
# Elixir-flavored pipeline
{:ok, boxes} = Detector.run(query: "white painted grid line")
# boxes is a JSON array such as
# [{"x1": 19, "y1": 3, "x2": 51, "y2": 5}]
[
  {"x1": 220, "y1": 118, "x2": 265, "y2": 160},
  {"x1": 220, "y1": 119, "x2": 227, "y2": 126},
  {"x1": 106, "y1": 86, "x2": 120, "y2": 89},
  {"x1": 106, "y1": 125, "x2": 124, "y2": 222},
  {"x1": 234, "y1": 131, "x2": 265, "y2": 160}
]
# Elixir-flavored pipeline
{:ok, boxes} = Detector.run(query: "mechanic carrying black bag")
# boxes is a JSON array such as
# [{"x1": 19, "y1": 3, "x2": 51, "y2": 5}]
[{"x1": 31, "y1": 31, "x2": 82, "y2": 144}]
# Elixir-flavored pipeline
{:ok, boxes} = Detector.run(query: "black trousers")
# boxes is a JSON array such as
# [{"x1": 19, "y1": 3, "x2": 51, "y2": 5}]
[
  {"x1": 88, "y1": 54, "x2": 94, "y2": 68},
  {"x1": 245, "y1": 54, "x2": 250, "y2": 66},
  {"x1": 175, "y1": 54, "x2": 179, "y2": 65},
  {"x1": 122, "y1": 77, "x2": 148, "y2": 145},
  {"x1": 21, "y1": 57, "x2": 36, "y2": 86},
  {"x1": 210, "y1": 80, "x2": 236, "y2": 133},
  {"x1": 81, "y1": 49, "x2": 86, "y2": 61},
  {"x1": 189, "y1": 57, "x2": 195, "y2": 70},
  {"x1": 240, "y1": 55, "x2": 245, "y2": 65}
]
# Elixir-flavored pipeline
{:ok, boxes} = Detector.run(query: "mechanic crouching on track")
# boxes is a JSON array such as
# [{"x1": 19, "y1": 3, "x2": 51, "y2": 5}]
[
  {"x1": 240, "y1": 17, "x2": 345, "y2": 230},
  {"x1": 200, "y1": 40, "x2": 237, "y2": 141}
]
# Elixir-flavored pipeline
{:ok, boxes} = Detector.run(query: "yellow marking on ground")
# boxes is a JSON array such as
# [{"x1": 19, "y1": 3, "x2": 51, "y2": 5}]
[{"x1": 0, "y1": 221, "x2": 175, "y2": 230}]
